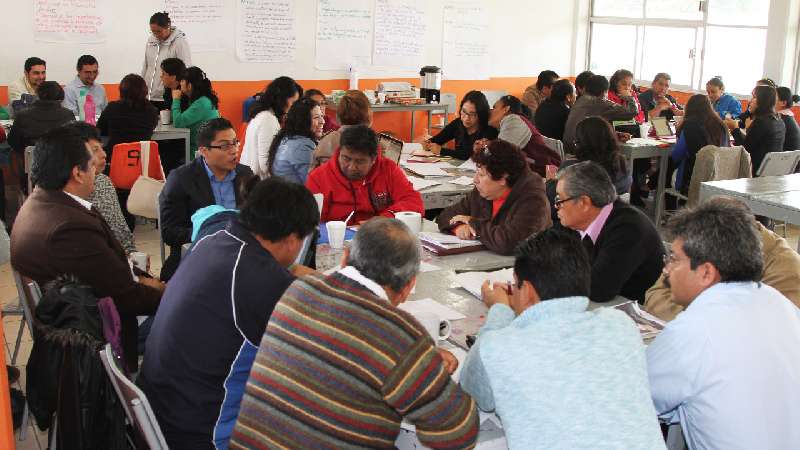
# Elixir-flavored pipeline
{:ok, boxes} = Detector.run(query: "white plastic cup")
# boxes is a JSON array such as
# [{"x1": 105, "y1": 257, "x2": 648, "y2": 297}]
[
  {"x1": 326, "y1": 221, "x2": 347, "y2": 249},
  {"x1": 416, "y1": 311, "x2": 452, "y2": 343},
  {"x1": 377, "y1": 92, "x2": 386, "y2": 104},
  {"x1": 130, "y1": 252, "x2": 149, "y2": 272},
  {"x1": 395, "y1": 211, "x2": 422, "y2": 235},
  {"x1": 160, "y1": 109, "x2": 172, "y2": 125},
  {"x1": 639, "y1": 122, "x2": 651, "y2": 138}
]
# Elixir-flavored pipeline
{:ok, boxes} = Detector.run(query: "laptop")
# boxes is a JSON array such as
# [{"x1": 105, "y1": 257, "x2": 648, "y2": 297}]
[
  {"x1": 651, "y1": 116, "x2": 675, "y2": 137},
  {"x1": 378, "y1": 132, "x2": 404, "y2": 164}
]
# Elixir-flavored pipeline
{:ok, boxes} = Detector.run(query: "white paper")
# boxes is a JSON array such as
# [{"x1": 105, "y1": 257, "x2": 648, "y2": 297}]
[
  {"x1": 398, "y1": 298, "x2": 466, "y2": 321},
  {"x1": 458, "y1": 159, "x2": 477, "y2": 171},
  {"x1": 315, "y1": 0, "x2": 373, "y2": 70},
  {"x1": 449, "y1": 176, "x2": 474, "y2": 186},
  {"x1": 442, "y1": 2, "x2": 490, "y2": 80},
  {"x1": 625, "y1": 137, "x2": 664, "y2": 146},
  {"x1": 33, "y1": 0, "x2": 112, "y2": 43},
  {"x1": 404, "y1": 163, "x2": 451, "y2": 177},
  {"x1": 419, "y1": 231, "x2": 480, "y2": 246},
  {"x1": 236, "y1": 0, "x2": 297, "y2": 62},
  {"x1": 419, "y1": 261, "x2": 441, "y2": 273},
  {"x1": 402, "y1": 142, "x2": 424, "y2": 154},
  {"x1": 164, "y1": 0, "x2": 227, "y2": 51},
  {"x1": 408, "y1": 177, "x2": 442, "y2": 191},
  {"x1": 372, "y1": 0, "x2": 426, "y2": 69},
  {"x1": 454, "y1": 268, "x2": 514, "y2": 299}
]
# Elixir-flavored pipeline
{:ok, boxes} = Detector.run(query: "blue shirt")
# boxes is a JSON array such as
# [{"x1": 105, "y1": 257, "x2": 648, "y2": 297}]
[
  {"x1": 647, "y1": 282, "x2": 800, "y2": 450},
  {"x1": 460, "y1": 297, "x2": 665, "y2": 450},
  {"x1": 712, "y1": 93, "x2": 742, "y2": 119},
  {"x1": 202, "y1": 158, "x2": 237, "y2": 209},
  {"x1": 62, "y1": 76, "x2": 108, "y2": 116},
  {"x1": 271, "y1": 135, "x2": 315, "y2": 184}
]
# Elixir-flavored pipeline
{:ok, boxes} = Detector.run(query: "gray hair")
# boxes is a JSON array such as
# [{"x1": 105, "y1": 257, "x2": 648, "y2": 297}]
[
  {"x1": 653, "y1": 72, "x2": 671, "y2": 84},
  {"x1": 346, "y1": 217, "x2": 421, "y2": 292},
  {"x1": 556, "y1": 161, "x2": 616, "y2": 207},
  {"x1": 667, "y1": 199, "x2": 763, "y2": 282}
]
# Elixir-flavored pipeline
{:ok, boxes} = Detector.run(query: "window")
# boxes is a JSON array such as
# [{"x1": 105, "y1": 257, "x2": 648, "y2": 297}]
[{"x1": 589, "y1": 0, "x2": 771, "y2": 95}]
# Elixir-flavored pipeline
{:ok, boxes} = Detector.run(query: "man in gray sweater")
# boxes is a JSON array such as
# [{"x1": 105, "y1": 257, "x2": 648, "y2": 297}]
[{"x1": 562, "y1": 74, "x2": 637, "y2": 152}]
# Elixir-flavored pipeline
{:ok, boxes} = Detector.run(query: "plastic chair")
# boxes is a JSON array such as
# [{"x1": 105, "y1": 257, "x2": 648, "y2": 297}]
[
  {"x1": 686, "y1": 145, "x2": 751, "y2": 207},
  {"x1": 541, "y1": 137, "x2": 565, "y2": 160},
  {"x1": 756, "y1": 150, "x2": 800, "y2": 177},
  {"x1": 431, "y1": 93, "x2": 457, "y2": 130},
  {"x1": 10, "y1": 271, "x2": 42, "y2": 442},
  {"x1": 99, "y1": 343, "x2": 168, "y2": 449}
]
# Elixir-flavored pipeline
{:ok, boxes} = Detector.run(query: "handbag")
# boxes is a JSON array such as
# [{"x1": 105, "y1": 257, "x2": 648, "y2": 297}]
[{"x1": 126, "y1": 141, "x2": 165, "y2": 219}]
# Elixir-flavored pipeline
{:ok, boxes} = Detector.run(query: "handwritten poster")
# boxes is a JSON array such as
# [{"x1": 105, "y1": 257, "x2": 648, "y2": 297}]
[
  {"x1": 236, "y1": 0, "x2": 297, "y2": 63},
  {"x1": 33, "y1": 0, "x2": 112, "y2": 43},
  {"x1": 315, "y1": 0, "x2": 373, "y2": 70},
  {"x1": 372, "y1": 0, "x2": 426, "y2": 69},
  {"x1": 163, "y1": 0, "x2": 227, "y2": 52},
  {"x1": 442, "y1": 2, "x2": 490, "y2": 79}
]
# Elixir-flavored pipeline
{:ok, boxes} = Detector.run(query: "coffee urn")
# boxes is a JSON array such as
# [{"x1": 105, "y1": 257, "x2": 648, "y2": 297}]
[{"x1": 419, "y1": 66, "x2": 442, "y2": 103}]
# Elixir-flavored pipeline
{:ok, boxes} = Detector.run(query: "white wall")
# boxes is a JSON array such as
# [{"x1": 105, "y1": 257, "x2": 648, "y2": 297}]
[{"x1": 2, "y1": 0, "x2": 579, "y2": 86}]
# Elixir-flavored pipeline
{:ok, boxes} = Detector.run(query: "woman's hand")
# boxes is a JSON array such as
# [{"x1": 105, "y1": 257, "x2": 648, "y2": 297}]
[
  {"x1": 172, "y1": 89, "x2": 182, "y2": 100},
  {"x1": 725, "y1": 118, "x2": 740, "y2": 131}
]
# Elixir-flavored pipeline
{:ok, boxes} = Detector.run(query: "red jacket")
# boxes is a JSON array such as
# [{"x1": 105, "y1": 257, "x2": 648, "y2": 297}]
[
  {"x1": 306, "y1": 148, "x2": 424, "y2": 223},
  {"x1": 608, "y1": 90, "x2": 644, "y2": 124}
]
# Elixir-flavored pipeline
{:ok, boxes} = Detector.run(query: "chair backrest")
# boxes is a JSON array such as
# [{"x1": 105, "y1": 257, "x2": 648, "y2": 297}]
[
  {"x1": 687, "y1": 145, "x2": 752, "y2": 206},
  {"x1": 109, "y1": 141, "x2": 163, "y2": 190},
  {"x1": 99, "y1": 344, "x2": 168, "y2": 450},
  {"x1": 757, "y1": 150, "x2": 800, "y2": 177},
  {"x1": 541, "y1": 137, "x2": 565, "y2": 160},
  {"x1": 481, "y1": 90, "x2": 508, "y2": 108},
  {"x1": 12, "y1": 270, "x2": 41, "y2": 333}
]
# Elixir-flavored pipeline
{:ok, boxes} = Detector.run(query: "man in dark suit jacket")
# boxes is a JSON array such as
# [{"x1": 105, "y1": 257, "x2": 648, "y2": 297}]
[
  {"x1": 554, "y1": 161, "x2": 664, "y2": 303},
  {"x1": 10, "y1": 125, "x2": 164, "y2": 370},
  {"x1": 159, "y1": 118, "x2": 254, "y2": 280}
]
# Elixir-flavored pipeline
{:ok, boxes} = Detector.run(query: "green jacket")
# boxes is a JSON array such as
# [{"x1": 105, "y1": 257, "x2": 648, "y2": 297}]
[{"x1": 172, "y1": 96, "x2": 219, "y2": 160}]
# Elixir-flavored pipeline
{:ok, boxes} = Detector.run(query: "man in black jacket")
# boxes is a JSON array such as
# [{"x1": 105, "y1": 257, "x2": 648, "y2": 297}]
[
  {"x1": 159, "y1": 117, "x2": 253, "y2": 280},
  {"x1": 554, "y1": 161, "x2": 664, "y2": 303}
]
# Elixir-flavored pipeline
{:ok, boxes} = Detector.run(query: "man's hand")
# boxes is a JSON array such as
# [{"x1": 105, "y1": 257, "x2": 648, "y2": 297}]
[
  {"x1": 290, "y1": 264, "x2": 317, "y2": 278},
  {"x1": 139, "y1": 276, "x2": 166, "y2": 293},
  {"x1": 453, "y1": 224, "x2": 477, "y2": 240},
  {"x1": 437, "y1": 348, "x2": 459, "y2": 375},
  {"x1": 481, "y1": 280, "x2": 511, "y2": 307},
  {"x1": 449, "y1": 215, "x2": 472, "y2": 225}
]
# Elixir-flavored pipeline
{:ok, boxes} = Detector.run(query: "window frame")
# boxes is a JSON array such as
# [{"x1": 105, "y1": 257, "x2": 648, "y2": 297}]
[{"x1": 588, "y1": 0, "x2": 773, "y2": 96}]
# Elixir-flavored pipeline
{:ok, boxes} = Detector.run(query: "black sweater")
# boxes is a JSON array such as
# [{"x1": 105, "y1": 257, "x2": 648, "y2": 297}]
[
  {"x1": 534, "y1": 99, "x2": 570, "y2": 141},
  {"x1": 429, "y1": 118, "x2": 498, "y2": 160},
  {"x1": 781, "y1": 114, "x2": 800, "y2": 151},
  {"x1": 583, "y1": 200, "x2": 665, "y2": 303},
  {"x1": 97, "y1": 100, "x2": 159, "y2": 154},
  {"x1": 732, "y1": 115, "x2": 785, "y2": 175}
]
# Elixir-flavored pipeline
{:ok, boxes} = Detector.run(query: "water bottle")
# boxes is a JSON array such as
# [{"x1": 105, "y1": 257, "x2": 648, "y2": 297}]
[
  {"x1": 84, "y1": 94, "x2": 96, "y2": 125},
  {"x1": 349, "y1": 66, "x2": 359, "y2": 90},
  {"x1": 78, "y1": 87, "x2": 88, "y2": 121}
]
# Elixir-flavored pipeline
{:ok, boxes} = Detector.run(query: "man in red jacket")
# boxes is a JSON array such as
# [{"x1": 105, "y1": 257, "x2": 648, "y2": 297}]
[{"x1": 306, "y1": 125, "x2": 423, "y2": 223}]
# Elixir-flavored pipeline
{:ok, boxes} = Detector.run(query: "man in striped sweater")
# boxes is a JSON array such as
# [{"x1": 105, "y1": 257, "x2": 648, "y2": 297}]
[{"x1": 230, "y1": 218, "x2": 479, "y2": 449}]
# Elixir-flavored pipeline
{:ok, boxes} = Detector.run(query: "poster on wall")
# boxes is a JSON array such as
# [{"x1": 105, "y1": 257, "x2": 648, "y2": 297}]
[
  {"x1": 33, "y1": 0, "x2": 113, "y2": 44},
  {"x1": 236, "y1": 0, "x2": 297, "y2": 63},
  {"x1": 315, "y1": 0, "x2": 373, "y2": 70},
  {"x1": 442, "y1": 1, "x2": 490, "y2": 80},
  {"x1": 372, "y1": 0, "x2": 426, "y2": 69},
  {"x1": 163, "y1": 0, "x2": 228, "y2": 52}
]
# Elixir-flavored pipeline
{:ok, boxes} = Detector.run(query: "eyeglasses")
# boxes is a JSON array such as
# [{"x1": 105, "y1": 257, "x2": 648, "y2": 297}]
[
  {"x1": 207, "y1": 140, "x2": 240, "y2": 151},
  {"x1": 460, "y1": 108, "x2": 478, "y2": 118},
  {"x1": 553, "y1": 195, "x2": 576, "y2": 209},
  {"x1": 662, "y1": 251, "x2": 679, "y2": 267}
]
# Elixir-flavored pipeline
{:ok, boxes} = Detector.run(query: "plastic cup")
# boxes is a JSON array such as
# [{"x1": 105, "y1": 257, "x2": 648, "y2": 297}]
[
  {"x1": 377, "y1": 92, "x2": 386, "y2": 104},
  {"x1": 130, "y1": 252, "x2": 149, "y2": 272},
  {"x1": 160, "y1": 110, "x2": 172, "y2": 125},
  {"x1": 639, "y1": 123, "x2": 651, "y2": 138},
  {"x1": 326, "y1": 221, "x2": 347, "y2": 249}
]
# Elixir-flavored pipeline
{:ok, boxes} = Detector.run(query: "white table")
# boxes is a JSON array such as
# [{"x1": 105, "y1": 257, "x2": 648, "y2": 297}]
[
  {"x1": 152, "y1": 123, "x2": 191, "y2": 164},
  {"x1": 700, "y1": 174, "x2": 800, "y2": 251},
  {"x1": 621, "y1": 141, "x2": 673, "y2": 225}
]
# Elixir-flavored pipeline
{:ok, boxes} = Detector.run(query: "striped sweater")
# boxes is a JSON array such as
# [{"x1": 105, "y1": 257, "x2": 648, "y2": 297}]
[{"x1": 230, "y1": 271, "x2": 479, "y2": 449}]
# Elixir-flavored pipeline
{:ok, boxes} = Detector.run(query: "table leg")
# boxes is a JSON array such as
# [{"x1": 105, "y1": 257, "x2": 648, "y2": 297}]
[
  {"x1": 410, "y1": 111, "x2": 416, "y2": 142},
  {"x1": 184, "y1": 133, "x2": 190, "y2": 163},
  {"x1": 654, "y1": 150, "x2": 669, "y2": 225},
  {"x1": 427, "y1": 110, "x2": 432, "y2": 133},
  {"x1": 442, "y1": 105, "x2": 449, "y2": 127}
]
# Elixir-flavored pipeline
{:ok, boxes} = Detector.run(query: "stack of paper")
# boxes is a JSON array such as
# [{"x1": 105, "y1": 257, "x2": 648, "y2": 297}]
[
  {"x1": 398, "y1": 298, "x2": 466, "y2": 321},
  {"x1": 407, "y1": 177, "x2": 442, "y2": 191},
  {"x1": 626, "y1": 137, "x2": 664, "y2": 146},
  {"x1": 458, "y1": 159, "x2": 477, "y2": 171},
  {"x1": 454, "y1": 268, "x2": 515, "y2": 299},
  {"x1": 448, "y1": 175, "x2": 474, "y2": 186},
  {"x1": 404, "y1": 163, "x2": 451, "y2": 177},
  {"x1": 401, "y1": 142, "x2": 424, "y2": 154},
  {"x1": 419, "y1": 231, "x2": 481, "y2": 247}
]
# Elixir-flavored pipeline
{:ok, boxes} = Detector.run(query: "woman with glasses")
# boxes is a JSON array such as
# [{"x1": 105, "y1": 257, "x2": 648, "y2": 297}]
[
  {"x1": 420, "y1": 90, "x2": 498, "y2": 160},
  {"x1": 241, "y1": 76, "x2": 303, "y2": 179},
  {"x1": 534, "y1": 79, "x2": 576, "y2": 141},
  {"x1": 142, "y1": 11, "x2": 192, "y2": 109},
  {"x1": 171, "y1": 66, "x2": 220, "y2": 160},
  {"x1": 436, "y1": 139, "x2": 551, "y2": 255},
  {"x1": 268, "y1": 98, "x2": 325, "y2": 184}
]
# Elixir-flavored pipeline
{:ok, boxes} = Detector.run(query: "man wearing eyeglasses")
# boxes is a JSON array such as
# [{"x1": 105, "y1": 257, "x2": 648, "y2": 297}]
[
  {"x1": 554, "y1": 161, "x2": 663, "y2": 303},
  {"x1": 159, "y1": 117, "x2": 254, "y2": 280}
]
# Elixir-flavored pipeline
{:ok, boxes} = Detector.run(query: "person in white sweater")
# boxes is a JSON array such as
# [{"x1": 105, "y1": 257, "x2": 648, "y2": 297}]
[
  {"x1": 142, "y1": 12, "x2": 191, "y2": 106},
  {"x1": 240, "y1": 76, "x2": 303, "y2": 179}
]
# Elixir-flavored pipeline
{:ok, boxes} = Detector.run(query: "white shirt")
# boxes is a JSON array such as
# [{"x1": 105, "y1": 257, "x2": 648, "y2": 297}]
[
  {"x1": 240, "y1": 109, "x2": 280, "y2": 179},
  {"x1": 64, "y1": 191, "x2": 92, "y2": 210},
  {"x1": 337, "y1": 266, "x2": 389, "y2": 302},
  {"x1": 647, "y1": 281, "x2": 800, "y2": 450}
]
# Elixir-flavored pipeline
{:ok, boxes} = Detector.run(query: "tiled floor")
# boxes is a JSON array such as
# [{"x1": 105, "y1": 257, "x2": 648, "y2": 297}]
[{"x1": 2, "y1": 213, "x2": 798, "y2": 449}]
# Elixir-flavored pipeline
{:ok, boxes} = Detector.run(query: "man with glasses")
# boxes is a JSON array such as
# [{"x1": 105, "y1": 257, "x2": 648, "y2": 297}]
[
  {"x1": 159, "y1": 117, "x2": 254, "y2": 280},
  {"x1": 554, "y1": 161, "x2": 663, "y2": 303},
  {"x1": 647, "y1": 200, "x2": 800, "y2": 450},
  {"x1": 306, "y1": 124, "x2": 423, "y2": 223}
]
